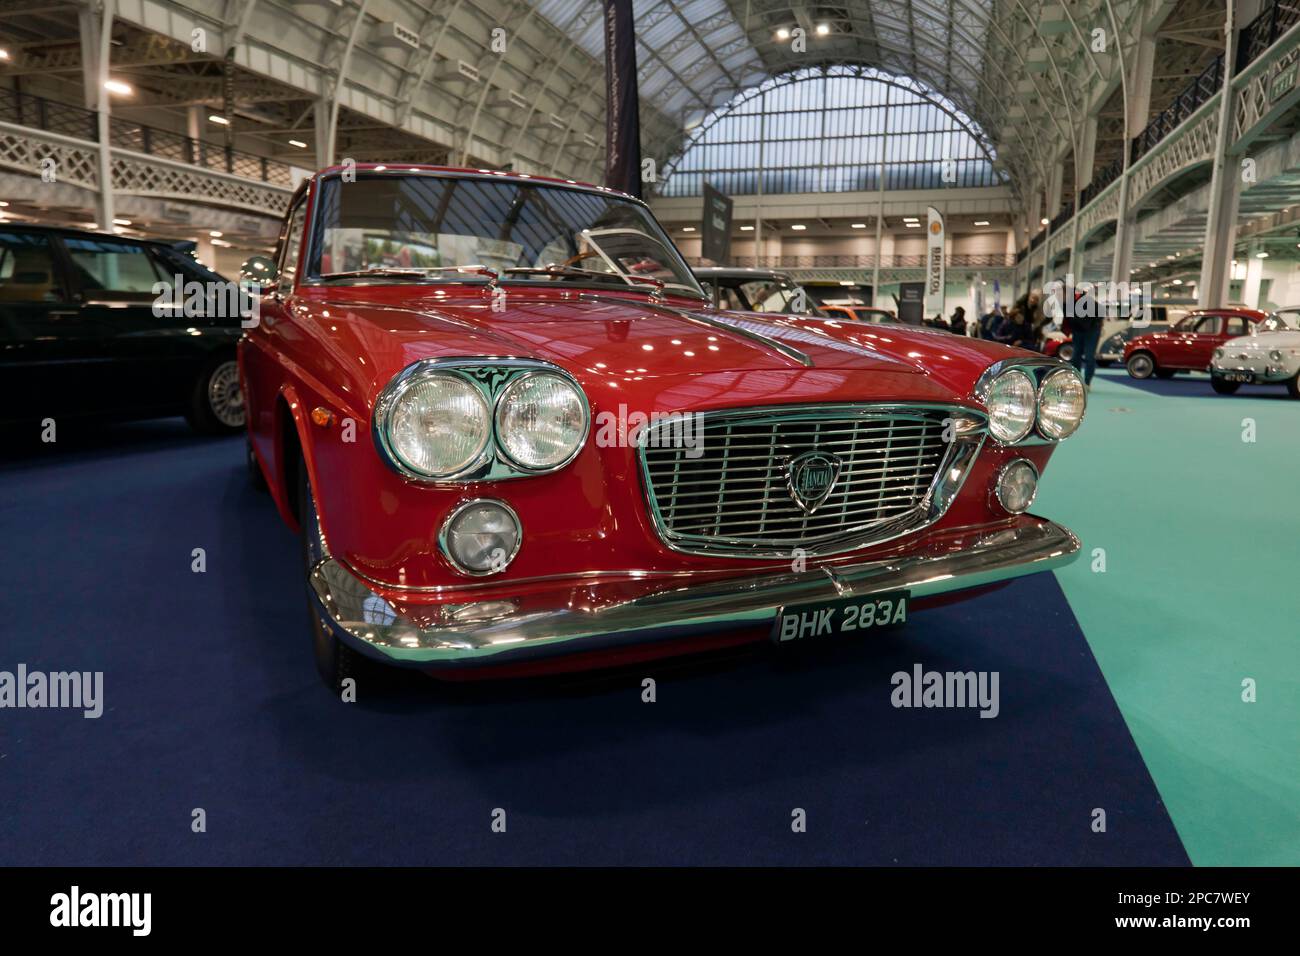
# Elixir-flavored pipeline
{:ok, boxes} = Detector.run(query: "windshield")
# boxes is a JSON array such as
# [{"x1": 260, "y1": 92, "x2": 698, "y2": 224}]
[
  {"x1": 305, "y1": 173, "x2": 704, "y2": 297},
  {"x1": 1259, "y1": 309, "x2": 1300, "y2": 332},
  {"x1": 735, "y1": 278, "x2": 825, "y2": 316}
]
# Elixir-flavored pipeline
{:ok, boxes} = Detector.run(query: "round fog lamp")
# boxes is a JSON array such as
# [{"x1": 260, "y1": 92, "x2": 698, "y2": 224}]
[
  {"x1": 994, "y1": 459, "x2": 1039, "y2": 514},
  {"x1": 440, "y1": 499, "x2": 521, "y2": 576}
]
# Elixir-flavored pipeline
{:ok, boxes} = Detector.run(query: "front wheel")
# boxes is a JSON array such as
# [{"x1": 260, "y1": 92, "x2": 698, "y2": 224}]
[
  {"x1": 1211, "y1": 376, "x2": 1240, "y2": 395},
  {"x1": 1126, "y1": 352, "x2": 1156, "y2": 379},
  {"x1": 1287, "y1": 372, "x2": 1300, "y2": 399},
  {"x1": 186, "y1": 356, "x2": 245, "y2": 434}
]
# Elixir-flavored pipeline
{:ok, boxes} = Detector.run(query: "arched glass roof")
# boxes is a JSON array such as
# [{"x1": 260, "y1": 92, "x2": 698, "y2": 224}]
[{"x1": 659, "y1": 66, "x2": 1003, "y2": 196}]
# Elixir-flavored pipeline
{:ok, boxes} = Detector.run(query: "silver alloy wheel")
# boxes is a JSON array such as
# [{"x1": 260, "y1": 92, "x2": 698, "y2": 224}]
[
  {"x1": 1128, "y1": 353, "x2": 1154, "y2": 379},
  {"x1": 208, "y1": 360, "x2": 245, "y2": 427}
]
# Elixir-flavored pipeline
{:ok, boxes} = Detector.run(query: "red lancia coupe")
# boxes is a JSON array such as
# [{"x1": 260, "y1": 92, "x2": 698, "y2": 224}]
[
  {"x1": 239, "y1": 165, "x2": 1086, "y2": 690},
  {"x1": 1123, "y1": 307, "x2": 1266, "y2": 379}
]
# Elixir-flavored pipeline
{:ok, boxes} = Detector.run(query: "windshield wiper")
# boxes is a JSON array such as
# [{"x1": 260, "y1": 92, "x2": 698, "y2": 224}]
[
  {"x1": 502, "y1": 266, "x2": 624, "y2": 281},
  {"x1": 319, "y1": 265, "x2": 500, "y2": 285}
]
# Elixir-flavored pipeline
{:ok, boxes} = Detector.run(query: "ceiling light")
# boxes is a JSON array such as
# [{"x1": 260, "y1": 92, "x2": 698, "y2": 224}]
[
  {"x1": 0, "y1": 201, "x2": 11, "y2": 207},
  {"x1": 906, "y1": 222, "x2": 921, "y2": 227},
  {"x1": 0, "y1": 49, "x2": 10, "y2": 61},
  {"x1": 851, "y1": 222, "x2": 866, "y2": 228},
  {"x1": 776, "y1": 28, "x2": 790, "y2": 40},
  {"x1": 209, "y1": 230, "x2": 223, "y2": 238},
  {"x1": 1040, "y1": 217, "x2": 1050, "y2": 225},
  {"x1": 104, "y1": 80, "x2": 133, "y2": 96},
  {"x1": 288, "y1": 139, "x2": 308, "y2": 149},
  {"x1": 816, "y1": 23, "x2": 831, "y2": 36},
  {"x1": 208, "y1": 114, "x2": 230, "y2": 125},
  {"x1": 740, "y1": 225, "x2": 754, "y2": 231},
  {"x1": 681, "y1": 226, "x2": 695, "y2": 232},
  {"x1": 1172, "y1": 279, "x2": 1183, "y2": 285},
  {"x1": 974, "y1": 220, "x2": 990, "y2": 226},
  {"x1": 112, "y1": 218, "x2": 131, "y2": 226},
  {"x1": 1256, "y1": 251, "x2": 1268, "y2": 258},
  {"x1": 790, "y1": 224, "x2": 806, "y2": 230}
]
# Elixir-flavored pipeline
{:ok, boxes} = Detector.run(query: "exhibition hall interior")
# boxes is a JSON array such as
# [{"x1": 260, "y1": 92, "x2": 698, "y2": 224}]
[{"x1": 0, "y1": 0, "x2": 1296, "y2": 877}]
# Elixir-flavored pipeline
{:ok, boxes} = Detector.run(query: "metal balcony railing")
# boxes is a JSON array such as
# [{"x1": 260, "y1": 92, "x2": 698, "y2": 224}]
[
  {"x1": 692, "y1": 253, "x2": 1017, "y2": 269},
  {"x1": 1131, "y1": 54, "x2": 1224, "y2": 163},
  {"x1": 0, "y1": 87, "x2": 295, "y2": 188},
  {"x1": 1238, "y1": 0, "x2": 1300, "y2": 71}
]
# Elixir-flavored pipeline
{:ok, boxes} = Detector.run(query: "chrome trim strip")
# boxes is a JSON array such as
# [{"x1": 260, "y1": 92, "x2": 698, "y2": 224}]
[
  {"x1": 307, "y1": 517, "x2": 1081, "y2": 668},
  {"x1": 635, "y1": 403, "x2": 986, "y2": 559}
]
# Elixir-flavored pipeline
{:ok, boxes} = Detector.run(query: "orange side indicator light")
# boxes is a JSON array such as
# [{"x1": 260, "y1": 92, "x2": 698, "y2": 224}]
[{"x1": 311, "y1": 406, "x2": 335, "y2": 427}]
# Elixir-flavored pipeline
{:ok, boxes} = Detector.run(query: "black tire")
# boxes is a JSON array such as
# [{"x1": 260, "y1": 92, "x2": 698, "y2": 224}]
[
  {"x1": 1211, "y1": 376, "x2": 1240, "y2": 395},
  {"x1": 1288, "y1": 372, "x2": 1300, "y2": 399},
  {"x1": 1126, "y1": 351, "x2": 1156, "y2": 379},
  {"x1": 186, "y1": 355, "x2": 245, "y2": 434},
  {"x1": 1057, "y1": 343, "x2": 1074, "y2": 362},
  {"x1": 298, "y1": 456, "x2": 368, "y2": 694},
  {"x1": 1156, "y1": 369, "x2": 1177, "y2": 379},
  {"x1": 246, "y1": 435, "x2": 268, "y2": 491}
]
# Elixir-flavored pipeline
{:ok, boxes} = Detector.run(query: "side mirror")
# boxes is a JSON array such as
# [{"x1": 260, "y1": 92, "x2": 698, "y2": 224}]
[{"x1": 240, "y1": 255, "x2": 278, "y2": 291}]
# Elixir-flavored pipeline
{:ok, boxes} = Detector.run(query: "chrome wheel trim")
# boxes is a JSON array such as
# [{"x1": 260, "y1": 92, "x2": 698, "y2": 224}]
[
  {"x1": 1128, "y1": 354, "x2": 1153, "y2": 378},
  {"x1": 208, "y1": 360, "x2": 245, "y2": 427}
]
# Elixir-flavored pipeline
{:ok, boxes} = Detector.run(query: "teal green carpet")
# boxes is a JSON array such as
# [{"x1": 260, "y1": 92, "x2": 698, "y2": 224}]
[{"x1": 1037, "y1": 368, "x2": 1300, "y2": 865}]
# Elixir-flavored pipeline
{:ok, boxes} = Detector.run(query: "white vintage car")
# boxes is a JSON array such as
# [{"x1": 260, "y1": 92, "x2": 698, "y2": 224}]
[{"x1": 1209, "y1": 307, "x2": 1300, "y2": 397}]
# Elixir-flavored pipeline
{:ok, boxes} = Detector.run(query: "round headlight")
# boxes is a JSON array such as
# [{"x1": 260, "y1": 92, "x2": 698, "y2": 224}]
[
  {"x1": 386, "y1": 373, "x2": 491, "y2": 478},
  {"x1": 984, "y1": 368, "x2": 1037, "y2": 443},
  {"x1": 1037, "y1": 366, "x2": 1087, "y2": 440},
  {"x1": 441, "y1": 499, "x2": 521, "y2": 576},
  {"x1": 495, "y1": 372, "x2": 588, "y2": 470},
  {"x1": 994, "y1": 458, "x2": 1038, "y2": 514},
  {"x1": 1270, "y1": 349, "x2": 1283, "y2": 362}
]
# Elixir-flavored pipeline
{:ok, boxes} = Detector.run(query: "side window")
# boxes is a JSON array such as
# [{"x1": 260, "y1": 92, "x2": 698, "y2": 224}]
[
  {"x1": 718, "y1": 286, "x2": 745, "y2": 311},
  {"x1": 1194, "y1": 315, "x2": 1223, "y2": 335},
  {"x1": 277, "y1": 201, "x2": 309, "y2": 294},
  {"x1": 63, "y1": 237, "x2": 167, "y2": 296},
  {"x1": 1224, "y1": 317, "x2": 1248, "y2": 336},
  {"x1": 0, "y1": 231, "x2": 62, "y2": 303}
]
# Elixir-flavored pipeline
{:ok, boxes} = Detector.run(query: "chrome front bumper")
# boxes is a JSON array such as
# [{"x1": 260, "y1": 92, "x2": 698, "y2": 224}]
[{"x1": 308, "y1": 517, "x2": 1081, "y2": 670}]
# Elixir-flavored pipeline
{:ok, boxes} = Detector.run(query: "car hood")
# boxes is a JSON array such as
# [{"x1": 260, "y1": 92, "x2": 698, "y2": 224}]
[
  {"x1": 302, "y1": 288, "x2": 1016, "y2": 412},
  {"x1": 1224, "y1": 331, "x2": 1300, "y2": 352}
]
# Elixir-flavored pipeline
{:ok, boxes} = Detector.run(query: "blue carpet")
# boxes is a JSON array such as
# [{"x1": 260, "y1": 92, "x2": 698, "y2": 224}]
[
  {"x1": 0, "y1": 419, "x2": 1188, "y2": 865},
  {"x1": 1097, "y1": 366, "x2": 1294, "y2": 400}
]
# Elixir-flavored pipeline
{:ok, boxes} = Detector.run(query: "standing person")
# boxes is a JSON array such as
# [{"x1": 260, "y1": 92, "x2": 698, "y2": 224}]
[
  {"x1": 1068, "y1": 304, "x2": 1102, "y2": 389},
  {"x1": 993, "y1": 307, "x2": 1037, "y2": 349},
  {"x1": 949, "y1": 306, "x2": 966, "y2": 335}
]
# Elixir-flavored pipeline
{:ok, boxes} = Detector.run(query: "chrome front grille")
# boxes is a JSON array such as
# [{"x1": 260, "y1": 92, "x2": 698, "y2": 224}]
[{"x1": 640, "y1": 405, "x2": 973, "y2": 557}]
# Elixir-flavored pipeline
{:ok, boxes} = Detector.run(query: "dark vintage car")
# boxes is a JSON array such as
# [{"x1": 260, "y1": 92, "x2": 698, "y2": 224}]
[
  {"x1": 0, "y1": 223, "x2": 246, "y2": 433},
  {"x1": 241, "y1": 164, "x2": 1086, "y2": 691},
  {"x1": 692, "y1": 267, "x2": 826, "y2": 315}
]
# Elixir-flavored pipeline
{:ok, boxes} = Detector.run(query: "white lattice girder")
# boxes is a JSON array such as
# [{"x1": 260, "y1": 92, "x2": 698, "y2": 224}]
[
  {"x1": 1126, "y1": 107, "x2": 1220, "y2": 210},
  {"x1": 0, "y1": 124, "x2": 99, "y2": 191}
]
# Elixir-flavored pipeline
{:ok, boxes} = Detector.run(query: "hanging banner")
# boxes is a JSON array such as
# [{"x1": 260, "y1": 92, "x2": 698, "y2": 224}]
[
  {"x1": 701, "y1": 182, "x2": 733, "y2": 263},
  {"x1": 924, "y1": 205, "x2": 946, "y2": 318},
  {"x1": 602, "y1": 0, "x2": 642, "y2": 198},
  {"x1": 898, "y1": 282, "x2": 925, "y2": 324}
]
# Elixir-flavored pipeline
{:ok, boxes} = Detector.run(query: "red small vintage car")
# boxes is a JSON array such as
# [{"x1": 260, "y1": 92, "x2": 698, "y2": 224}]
[
  {"x1": 1124, "y1": 308, "x2": 1266, "y2": 379},
  {"x1": 239, "y1": 165, "x2": 1086, "y2": 690}
]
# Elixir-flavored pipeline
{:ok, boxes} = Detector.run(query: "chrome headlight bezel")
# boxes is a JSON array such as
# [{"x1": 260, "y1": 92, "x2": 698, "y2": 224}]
[
  {"x1": 974, "y1": 357, "x2": 1086, "y2": 445},
  {"x1": 992, "y1": 457, "x2": 1040, "y2": 514},
  {"x1": 373, "y1": 368, "x2": 494, "y2": 480},
  {"x1": 494, "y1": 369, "x2": 590, "y2": 472},
  {"x1": 1036, "y1": 366, "x2": 1087, "y2": 440},
  {"x1": 373, "y1": 358, "x2": 590, "y2": 482},
  {"x1": 982, "y1": 368, "x2": 1037, "y2": 444}
]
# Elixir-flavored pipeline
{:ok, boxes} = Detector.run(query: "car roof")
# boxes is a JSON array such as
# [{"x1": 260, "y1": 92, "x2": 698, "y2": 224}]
[{"x1": 0, "y1": 221, "x2": 169, "y2": 247}]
